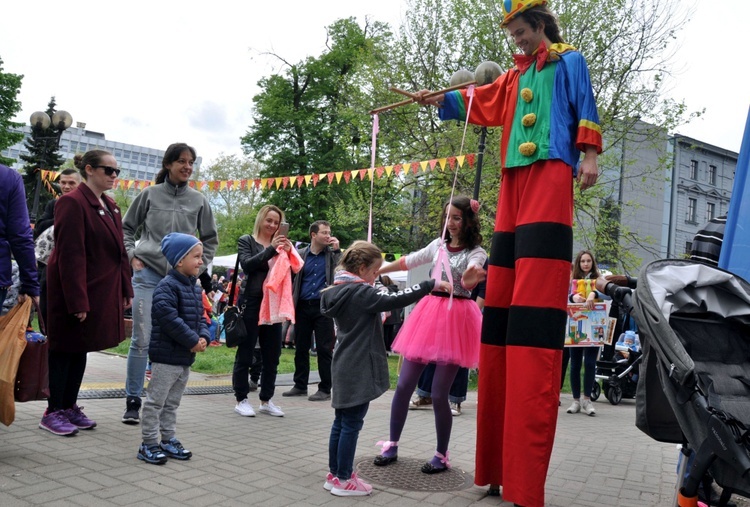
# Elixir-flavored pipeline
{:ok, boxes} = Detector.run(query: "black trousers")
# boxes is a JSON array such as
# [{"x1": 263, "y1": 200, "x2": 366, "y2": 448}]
[
  {"x1": 48, "y1": 350, "x2": 87, "y2": 411},
  {"x1": 293, "y1": 299, "x2": 334, "y2": 393},
  {"x1": 232, "y1": 315, "x2": 282, "y2": 403}
]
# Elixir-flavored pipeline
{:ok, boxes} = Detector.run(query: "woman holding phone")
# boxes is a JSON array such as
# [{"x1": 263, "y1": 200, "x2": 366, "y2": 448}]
[{"x1": 232, "y1": 205, "x2": 293, "y2": 417}]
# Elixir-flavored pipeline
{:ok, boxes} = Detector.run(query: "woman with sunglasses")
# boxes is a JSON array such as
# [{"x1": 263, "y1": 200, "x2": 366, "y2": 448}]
[
  {"x1": 121, "y1": 143, "x2": 218, "y2": 424},
  {"x1": 42, "y1": 150, "x2": 134, "y2": 435}
]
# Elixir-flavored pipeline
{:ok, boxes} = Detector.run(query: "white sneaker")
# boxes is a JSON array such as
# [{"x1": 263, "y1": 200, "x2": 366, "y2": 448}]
[
  {"x1": 566, "y1": 400, "x2": 581, "y2": 414},
  {"x1": 258, "y1": 400, "x2": 284, "y2": 417},
  {"x1": 234, "y1": 399, "x2": 256, "y2": 417},
  {"x1": 450, "y1": 402, "x2": 462, "y2": 416},
  {"x1": 581, "y1": 399, "x2": 596, "y2": 416}
]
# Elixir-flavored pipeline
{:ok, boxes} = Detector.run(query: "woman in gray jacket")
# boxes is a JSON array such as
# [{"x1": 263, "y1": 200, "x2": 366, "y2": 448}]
[{"x1": 121, "y1": 143, "x2": 218, "y2": 424}]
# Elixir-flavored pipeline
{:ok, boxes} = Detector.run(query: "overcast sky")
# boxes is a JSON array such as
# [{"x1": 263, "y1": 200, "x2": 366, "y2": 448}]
[{"x1": 2, "y1": 0, "x2": 749, "y2": 166}]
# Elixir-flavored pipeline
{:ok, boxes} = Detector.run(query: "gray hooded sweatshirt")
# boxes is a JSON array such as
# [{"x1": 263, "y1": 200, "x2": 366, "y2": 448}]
[{"x1": 320, "y1": 277, "x2": 434, "y2": 409}]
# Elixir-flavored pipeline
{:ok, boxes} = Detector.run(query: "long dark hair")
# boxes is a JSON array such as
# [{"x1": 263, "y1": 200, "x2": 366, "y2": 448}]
[
  {"x1": 154, "y1": 143, "x2": 197, "y2": 184},
  {"x1": 440, "y1": 195, "x2": 482, "y2": 249},
  {"x1": 520, "y1": 5, "x2": 564, "y2": 44},
  {"x1": 572, "y1": 250, "x2": 600, "y2": 279}
]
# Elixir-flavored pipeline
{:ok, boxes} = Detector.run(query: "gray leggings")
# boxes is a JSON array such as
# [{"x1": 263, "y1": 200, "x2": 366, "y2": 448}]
[{"x1": 141, "y1": 363, "x2": 190, "y2": 445}]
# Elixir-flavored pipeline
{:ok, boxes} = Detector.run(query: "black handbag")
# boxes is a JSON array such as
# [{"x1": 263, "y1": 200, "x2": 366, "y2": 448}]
[{"x1": 223, "y1": 254, "x2": 247, "y2": 348}]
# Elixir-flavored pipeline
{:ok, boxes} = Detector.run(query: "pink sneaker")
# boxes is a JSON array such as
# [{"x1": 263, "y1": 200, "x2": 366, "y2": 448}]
[
  {"x1": 330, "y1": 472, "x2": 373, "y2": 496},
  {"x1": 323, "y1": 472, "x2": 335, "y2": 491}
]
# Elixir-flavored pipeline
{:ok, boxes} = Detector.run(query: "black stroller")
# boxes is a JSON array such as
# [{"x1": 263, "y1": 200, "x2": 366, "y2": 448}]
[
  {"x1": 592, "y1": 278, "x2": 642, "y2": 405},
  {"x1": 633, "y1": 259, "x2": 750, "y2": 506}
]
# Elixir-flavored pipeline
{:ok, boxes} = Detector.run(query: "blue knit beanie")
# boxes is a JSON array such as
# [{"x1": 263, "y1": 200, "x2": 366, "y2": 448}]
[{"x1": 161, "y1": 233, "x2": 201, "y2": 268}]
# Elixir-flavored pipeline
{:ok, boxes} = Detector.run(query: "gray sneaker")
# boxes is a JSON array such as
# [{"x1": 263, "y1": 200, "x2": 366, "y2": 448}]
[
  {"x1": 308, "y1": 390, "x2": 331, "y2": 402},
  {"x1": 282, "y1": 386, "x2": 308, "y2": 397}
]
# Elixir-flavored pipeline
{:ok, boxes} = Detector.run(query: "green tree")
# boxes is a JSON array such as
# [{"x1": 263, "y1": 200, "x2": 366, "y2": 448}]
[
  {"x1": 20, "y1": 97, "x2": 67, "y2": 220},
  {"x1": 0, "y1": 57, "x2": 24, "y2": 166},
  {"x1": 242, "y1": 17, "x2": 397, "y2": 249},
  {"x1": 197, "y1": 154, "x2": 264, "y2": 255}
]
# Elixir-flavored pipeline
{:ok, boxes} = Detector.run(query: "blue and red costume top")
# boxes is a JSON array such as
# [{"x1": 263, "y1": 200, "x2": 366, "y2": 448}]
[{"x1": 438, "y1": 43, "x2": 602, "y2": 175}]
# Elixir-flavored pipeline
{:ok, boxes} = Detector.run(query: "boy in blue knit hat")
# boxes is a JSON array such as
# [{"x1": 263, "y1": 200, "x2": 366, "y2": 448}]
[{"x1": 137, "y1": 233, "x2": 210, "y2": 465}]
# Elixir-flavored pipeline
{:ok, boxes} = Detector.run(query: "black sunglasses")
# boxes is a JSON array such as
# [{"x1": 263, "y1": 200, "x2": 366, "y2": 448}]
[{"x1": 93, "y1": 165, "x2": 121, "y2": 177}]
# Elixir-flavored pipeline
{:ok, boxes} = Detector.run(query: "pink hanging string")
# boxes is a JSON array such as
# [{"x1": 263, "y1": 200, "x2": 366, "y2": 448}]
[
  {"x1": 367, "y1": 113, "x2": 379, "y2": 242},
  {"x1": 434, "y1": 84, "x2": 475, "y2": 310}
]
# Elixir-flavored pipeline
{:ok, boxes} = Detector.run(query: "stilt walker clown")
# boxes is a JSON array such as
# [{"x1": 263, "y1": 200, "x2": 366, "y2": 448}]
[{"x1": 422, "y1": 1, "x2": 602, "y2": 505}]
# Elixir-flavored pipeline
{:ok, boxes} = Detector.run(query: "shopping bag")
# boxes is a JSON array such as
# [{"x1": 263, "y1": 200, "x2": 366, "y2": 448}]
[
  {"x1": 0, "y1": 299, "x2": 31, "y2": 384},
  {"x1": 0, "y1": 299, "x2": 30, "y2": 426},
  {"x1": 14, "y1": 329, "x2": 49, "y2": 402},
  {"x1": 223, "y1": 305, "x2": 247, "y2": 348}
]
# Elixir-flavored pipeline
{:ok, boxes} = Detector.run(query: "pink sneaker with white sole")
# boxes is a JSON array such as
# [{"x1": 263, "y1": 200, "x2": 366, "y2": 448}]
[{"x1": 330, "y1": 472, "x2": 373, "y2": 496}]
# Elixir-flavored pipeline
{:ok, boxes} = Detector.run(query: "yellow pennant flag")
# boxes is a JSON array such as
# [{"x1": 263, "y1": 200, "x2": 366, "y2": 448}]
[
  {"x1": 304, "y1": 174, "x2": 312, "y2": 186},
  {"x1": 220, "y1": 181, "x2": 228, "y2": 191},
  {"x1": 420, "y1": 161, "x2": 429, "y2": 172},
  {"x1": 275, "y1": 177, "x2": 282, "y2": 189},
  {"x1": 385, "y1": 165, "x2": 393, "y2": 177},
  {"x1": 260, "y1": 178, "x2": 268, "y2": 189},
  {"x1": 335, "y1": 172, "x2": 343, "y2": 184},
  {"x1": 438, "y1": 158, "x2": 447, "y2": 171},
  {"x1": 456, "y1": 155, "x2": 465, "y2": 168}
]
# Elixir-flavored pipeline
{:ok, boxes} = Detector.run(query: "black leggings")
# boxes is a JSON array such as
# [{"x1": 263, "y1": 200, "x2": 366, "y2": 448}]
[{"x1": 48, "y1": 350, "x2": 88, "y2": 412}]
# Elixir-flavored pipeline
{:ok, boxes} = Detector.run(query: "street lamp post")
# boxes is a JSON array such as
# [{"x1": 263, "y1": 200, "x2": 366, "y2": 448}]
[{"x1": 29, "y1": 110, "x2": 73, "y2": 223}]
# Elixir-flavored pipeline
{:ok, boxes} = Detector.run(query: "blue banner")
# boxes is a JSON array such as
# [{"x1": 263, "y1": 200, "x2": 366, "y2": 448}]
[{"x1": 719, "y1": 107, "x2": 750, "y2": 280}]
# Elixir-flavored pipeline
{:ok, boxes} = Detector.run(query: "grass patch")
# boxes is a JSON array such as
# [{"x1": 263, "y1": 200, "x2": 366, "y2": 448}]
[{"x1": 107, "y1": 340, "x2": 481, "y2": 391}]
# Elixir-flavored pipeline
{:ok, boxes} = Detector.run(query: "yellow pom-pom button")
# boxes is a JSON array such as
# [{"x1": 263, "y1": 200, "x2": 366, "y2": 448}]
[
  {"x1": 519, "y1": 142, "x2": 537, "y2": 156},
  {"x1": 522, "y1": 113, "x2": 536, "y2": 127},
  {"x1": 521, "y1": 88, "x2": 533, "y2": 102}
]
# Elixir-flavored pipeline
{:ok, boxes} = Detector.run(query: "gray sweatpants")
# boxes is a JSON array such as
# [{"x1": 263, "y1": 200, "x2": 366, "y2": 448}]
[{"x1": 141, "y1": 362, "x2": 190, "y2": 445}]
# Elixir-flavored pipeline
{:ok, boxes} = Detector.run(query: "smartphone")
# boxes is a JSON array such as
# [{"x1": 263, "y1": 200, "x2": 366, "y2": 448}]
[{"x1": 278, "y1": 222, "x2": 289, "y2": 237}]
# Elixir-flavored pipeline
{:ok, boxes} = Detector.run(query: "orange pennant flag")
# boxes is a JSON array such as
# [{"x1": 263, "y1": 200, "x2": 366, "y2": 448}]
[
  {"x1": 343, "y1": 171, "x2": 351, "y2": 184},
  {"x1": 312, "y1": 174, "x2": 319, "y2": 187},
  {"x1": 326, "y1": 172, "x2": 334, "y2": 184}
]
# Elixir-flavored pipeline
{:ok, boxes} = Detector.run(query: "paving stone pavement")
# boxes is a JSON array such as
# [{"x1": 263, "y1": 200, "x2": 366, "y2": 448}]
[{"x1": 0, "y1": 352, "x2": 746, "y2": 506}]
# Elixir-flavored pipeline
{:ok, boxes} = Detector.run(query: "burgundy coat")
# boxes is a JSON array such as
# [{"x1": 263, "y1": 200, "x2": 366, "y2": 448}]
[{"x1": 46, "y1": 184, "x2": 134, "y2": 353}]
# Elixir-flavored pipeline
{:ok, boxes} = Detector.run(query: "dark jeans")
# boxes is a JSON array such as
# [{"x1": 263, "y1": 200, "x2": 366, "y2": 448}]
[
  {"x1": 416, "y1": 363, "x2": 469, "y2": 404},
  {"x1": 568, "y1": 346, "x2": 599, "y2": 398},
  {"x1": 250, "y1": 347, "x2": 262, "y2": 383},
  {"x1": 293, "y1": 299, "x2": 334, "y2": 393},
  {"x1": 48, "y1": 350, "x2": 87, "y2": 411},
  {"x1": 329, "y1": 402, "x2": 370, "y2": 480},
  {"x1": 233, "y1": 309, "x2": 282, "y2": 402}
]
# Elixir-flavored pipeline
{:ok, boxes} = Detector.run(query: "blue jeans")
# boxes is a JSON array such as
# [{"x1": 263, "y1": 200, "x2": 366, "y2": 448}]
[
  {"x1": 569, "y1": 346, "x2": 599, "y2": 398},
  {"x1": 329, "y1": 402, "x2": 369, "y2": 480},
  {"x1": 416, "y1": 363, "x2": 470, "y2": 403},
  {"x1": 126, "y1": 266, "x2": 163, "y2": 398}
]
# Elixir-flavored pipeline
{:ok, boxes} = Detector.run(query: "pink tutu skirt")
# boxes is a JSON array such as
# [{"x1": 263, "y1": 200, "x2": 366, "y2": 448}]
[{"x1": 392, "y1": 294, "x2": 482, "y2": 368}]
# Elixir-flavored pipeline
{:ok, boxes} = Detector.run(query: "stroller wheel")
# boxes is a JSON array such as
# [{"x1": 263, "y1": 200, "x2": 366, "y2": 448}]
[
  {"x1": 591, "y1": 381, "x2": 601, "y2": 402},
  {"x1": 607, "y1": 385, "x2": 623, "y2": 405}
]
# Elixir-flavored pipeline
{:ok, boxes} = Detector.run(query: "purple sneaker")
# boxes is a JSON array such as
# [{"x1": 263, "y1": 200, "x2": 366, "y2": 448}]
[
  {"x1": 64, "y1": 405, "x2": 97, "y2": 429},
  {"x1": 39, "y1": 410, "x2": 79, "y2": 436}
]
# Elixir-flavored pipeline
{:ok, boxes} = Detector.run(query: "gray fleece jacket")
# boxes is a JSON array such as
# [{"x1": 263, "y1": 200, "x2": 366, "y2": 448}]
[
  {"x1": 122, "y1": 178, "x2": 218, "y2": 277},
  {"x1": 320, "y1": 277, "x2": 435, "y2": 409}
]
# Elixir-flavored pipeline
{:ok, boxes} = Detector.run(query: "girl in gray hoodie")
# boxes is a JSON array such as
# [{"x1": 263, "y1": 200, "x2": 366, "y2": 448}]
[{"x1": 320, "y1": 241, "x2": 450, "y2": 496}]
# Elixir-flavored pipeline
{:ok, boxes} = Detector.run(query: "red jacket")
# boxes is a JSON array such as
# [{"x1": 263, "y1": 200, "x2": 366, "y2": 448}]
[{"x1": 46, "y1": 184, "x2": 133, "y2": 352}]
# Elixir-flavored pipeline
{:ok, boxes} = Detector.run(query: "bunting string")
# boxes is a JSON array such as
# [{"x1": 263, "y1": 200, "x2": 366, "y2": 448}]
[{"x1": 37, "y1": 154, "x2": 479, "y2": 193}]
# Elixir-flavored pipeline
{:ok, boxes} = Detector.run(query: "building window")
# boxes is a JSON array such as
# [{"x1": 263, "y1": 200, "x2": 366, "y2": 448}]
[
  {"x1": 686, "y1": 241, "x2": 693, "y2": 254},
  {"x1": 690, "y1": 160, "x2": 698, "y2": 180},
  {"x1": 687, "y1": 198, "x2": 697, "y2": 223},
  {"x1": 706, "y1": 202, "x2": 716, "y2": 222},
  {"x1": 708, "y1": 165, "x2": 717, "y2": 185}
]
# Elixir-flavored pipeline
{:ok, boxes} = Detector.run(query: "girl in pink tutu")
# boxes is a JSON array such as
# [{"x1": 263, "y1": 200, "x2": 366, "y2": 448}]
[{"x1": 374, "y1": 195, "x2": 486, "y2": 473}]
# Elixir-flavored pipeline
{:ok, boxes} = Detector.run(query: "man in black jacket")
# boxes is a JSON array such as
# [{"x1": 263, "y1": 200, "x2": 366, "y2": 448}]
[
  {"x1": 33, "y1": 169, "x2": 80, "y2": 238},
  {"x1": 283, "y1": 220, "x2": 341, "y2": 401}
]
